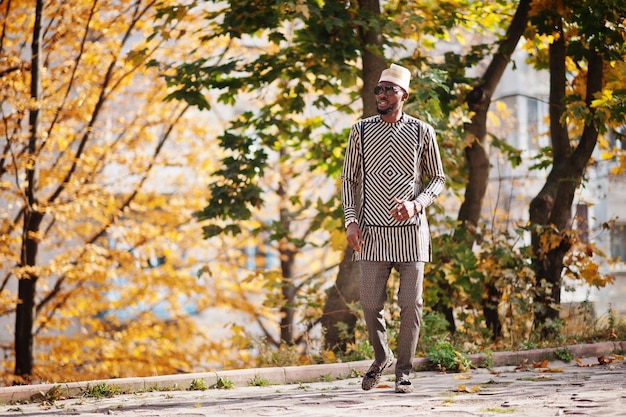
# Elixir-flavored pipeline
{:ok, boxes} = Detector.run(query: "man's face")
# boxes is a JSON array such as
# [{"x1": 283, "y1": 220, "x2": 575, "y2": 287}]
[{"x1": 375, "y1": 82, "x2": 405, "y2": 115}]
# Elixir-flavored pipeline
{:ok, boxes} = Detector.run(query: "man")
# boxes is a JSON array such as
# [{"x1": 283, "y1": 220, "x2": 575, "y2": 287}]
[{"x1": 341, "y1": 63, "x2": 446, "y2": 393}]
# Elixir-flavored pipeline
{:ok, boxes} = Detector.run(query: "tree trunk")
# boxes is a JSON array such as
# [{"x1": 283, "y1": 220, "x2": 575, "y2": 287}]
[
  {"x1": 321, "y1": 0, "x2": 385, "y2": 351},
  {"x1": 320, "y1": 247, "x2": 360, "y2": 350},
  {"x1": 457, "y1": 0, "x2": 531, "y2": 230},
  {"x1": 453, "y1": 0, "x2": 531, "y2": 339},
  {"x1": 276, "y1": 153, "x2": 297, "y2": 344},
  {"x1": 15, "y1": 0, "x2": 44, "y2": 383},
  {"x1": 279, "y1": 243, "x2": 296, "y2": 344},
  {"x1": 530, "y1": 18, "x2": 602, "y2": 336}
]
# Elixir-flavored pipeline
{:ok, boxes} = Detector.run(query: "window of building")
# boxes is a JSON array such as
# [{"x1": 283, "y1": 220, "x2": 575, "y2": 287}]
[
  {"x1": 527, "y1": 96, "x2": 549, "y2": 150},
  {"x1": 610, "y1": 223, "x2": 626, "y2": 262},
  {"x1": 527, "y1": 97, "x2": 538, "y2": 141},
  {"x1": 245, "y1": 236, "x2": 279, "y2": 270}
]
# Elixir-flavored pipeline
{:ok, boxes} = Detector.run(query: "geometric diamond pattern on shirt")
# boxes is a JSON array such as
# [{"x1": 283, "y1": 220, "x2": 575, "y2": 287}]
[{"x1": 340, "y1": 113, "x2": 446, "y2": 262}]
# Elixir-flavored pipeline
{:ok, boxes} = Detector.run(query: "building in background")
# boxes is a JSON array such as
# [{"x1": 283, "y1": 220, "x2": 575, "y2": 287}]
[{"x1": 486, "y1": 48, "x2": 626, "y2": 320}]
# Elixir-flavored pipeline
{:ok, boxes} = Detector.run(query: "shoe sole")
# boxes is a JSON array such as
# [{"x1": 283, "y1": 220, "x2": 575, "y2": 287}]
[
  {"x1": 361, "y1": 376, "x2": 379, "y2": 391},
  {"x1": 395, "y1": 384, "x2": 414, "y2": 393}
]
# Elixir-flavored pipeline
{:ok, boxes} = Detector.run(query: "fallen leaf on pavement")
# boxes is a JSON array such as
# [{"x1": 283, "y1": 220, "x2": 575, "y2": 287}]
[
  {"x1": 455, "y1": 384, "x2": 480, "y2": 393},
  {"x1": 536, "y1": 367, "x2": 564, "y2": 373},
  {"x1": 575, "y1": 357, "x2": 597, "y2": 367},
  {"x1": 576, "y1": 354, "x2": 625, "y2": 367},
  {"x1": 598, "y1": 355, "x2": 614, "y2": 365}
]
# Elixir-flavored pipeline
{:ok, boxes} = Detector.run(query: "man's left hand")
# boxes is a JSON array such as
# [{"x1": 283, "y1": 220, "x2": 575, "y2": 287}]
[{"x1": 391, "y1": 197, "x2": 421, "y2": 221}]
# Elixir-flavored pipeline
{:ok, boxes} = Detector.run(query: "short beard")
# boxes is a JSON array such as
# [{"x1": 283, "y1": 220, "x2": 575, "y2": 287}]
[
  {"x1": 377, "y1": 106, "x2": 393, "y2": 115},
  {"x1": 377, "y1": 101, "x2": 399, "y2": 115}
]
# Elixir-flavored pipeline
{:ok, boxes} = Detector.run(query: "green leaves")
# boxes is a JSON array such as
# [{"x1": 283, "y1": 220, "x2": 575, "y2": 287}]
[
  {"x1": 171, "y1": 2, "x2": 375, "y2": 239},
  {"x1": 490, "y1": 135, "x2": 522, "y2": 168},
  {"x1": 194, "y1": 118, "x2": 267, "y2": 237},
  {"x1": 529, "y1": 146, "x2": 554, "y2": 171},
  {"x1": 221, "y1": 0, "x2": 284, "y2": 37},
  {"x1": 427, "y1": 339, "x2": 472, "y2": 372}
]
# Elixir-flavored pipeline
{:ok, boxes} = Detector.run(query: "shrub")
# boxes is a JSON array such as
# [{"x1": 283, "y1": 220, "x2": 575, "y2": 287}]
[{"x1": 427, "y1": 339, "x2": 472, "y2": 372}]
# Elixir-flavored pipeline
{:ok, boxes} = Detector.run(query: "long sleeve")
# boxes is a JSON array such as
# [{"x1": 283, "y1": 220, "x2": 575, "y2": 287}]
[
  {"x1": 414, "y1": 124, "x2": 446, "y2": 210},
  {"x1": 341, "y1": 123, "x2": 362, "y2": 226}
]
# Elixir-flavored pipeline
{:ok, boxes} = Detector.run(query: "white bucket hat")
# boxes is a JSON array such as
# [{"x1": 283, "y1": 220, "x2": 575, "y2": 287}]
[{"x1": 378, "y1": 63, "x2": 411, "y2": 93}]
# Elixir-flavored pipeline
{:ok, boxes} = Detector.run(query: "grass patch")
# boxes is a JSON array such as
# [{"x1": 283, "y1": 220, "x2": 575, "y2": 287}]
[
  {"x1": 427, "y1": 340, "x2": 472, "y2": 372},
  {"x1": 43, "y1": 385, "x2": 63, "y2": 402},
  {"x1": 319, "y1": 374, "x2": 334, "y2": 382},
  {"x1": 145, "y1": 384, "x2": 176, "y2": 392},
  {"x1": 517, "y1": 375, "x2": 553, "y2": 382},
  {"x1": 481, "y1": 379, "x2": 514, "y2": 387},
  {"x1": 554, "y1": 347, "x2": 573, "y2": 362},
  {"x1": 214, "y1": 377, "x2": 234, "y2": 389},
  {"x1": 249, "y1": 376, "x2": 271, "y2": 387},
  {"x1": 83, "y1": 382, "x2": 122, "y2": 398},
  {"x1": 481, "y1": 407, "x2": 515, "y2": 413},
  {"x1": 189, "y1": 378, "x2": 209, "y2": 391}
]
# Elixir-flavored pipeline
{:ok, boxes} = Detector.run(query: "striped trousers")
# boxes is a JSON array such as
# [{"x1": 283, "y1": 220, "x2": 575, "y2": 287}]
[{"x1": 359, "y1": 260, "x2": 424, "y2": 379}]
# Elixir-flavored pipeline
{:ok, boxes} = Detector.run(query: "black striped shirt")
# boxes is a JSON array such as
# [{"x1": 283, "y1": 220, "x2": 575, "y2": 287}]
[{"x1": 341, "y1": 114, "x2": 446, "y2": 262}]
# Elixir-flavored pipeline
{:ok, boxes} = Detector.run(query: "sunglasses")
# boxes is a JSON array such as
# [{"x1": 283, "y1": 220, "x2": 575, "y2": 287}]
[{"x1": 374, "y1": 85, "x2": 401, "y2": 96}]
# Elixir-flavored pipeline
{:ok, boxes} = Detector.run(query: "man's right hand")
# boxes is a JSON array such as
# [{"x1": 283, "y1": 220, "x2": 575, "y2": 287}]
[{"x1": 346, "y1": 222, "x2": 363, "y2": 253}]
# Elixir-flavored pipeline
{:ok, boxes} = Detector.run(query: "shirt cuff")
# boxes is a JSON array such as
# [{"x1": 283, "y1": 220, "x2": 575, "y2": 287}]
[
  {"x1": 345, "y1": 218, "x2": 358, "y2": 229},
  {"x1": 413, "y1": 200, "x2": 423, "y2": 214}
]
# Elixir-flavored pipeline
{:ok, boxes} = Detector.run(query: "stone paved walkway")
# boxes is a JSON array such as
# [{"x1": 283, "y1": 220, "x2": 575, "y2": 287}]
[{"x1": 2, "y1": 355, "x2": 624, "y2": 416}]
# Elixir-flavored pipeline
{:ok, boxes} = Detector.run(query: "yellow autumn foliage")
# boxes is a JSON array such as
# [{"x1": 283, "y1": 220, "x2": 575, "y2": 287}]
[{"x1": 2, "y1": 0, "x2": 318, "y2": 385}]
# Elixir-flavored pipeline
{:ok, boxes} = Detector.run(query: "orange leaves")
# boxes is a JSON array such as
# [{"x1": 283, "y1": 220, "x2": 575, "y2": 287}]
[
  {"x1": 563, "y1": 240, "x2": 615, "y2": 288},
  {"x1": 455, "y1": 384, "x2": 481, "y2": 393},
  {"x1": 514, "y1": 359, "x2": 563, "y2": 373},
  {"x1": 512, "y1": 353, "x2": 625, "y2": 384},
  {"x1": 0, "y1": 0, "x2": 240, "y2": 385},
  {"x1": 575, "y1": 354, "x2": 625, "y2": 367},
  {"x1": 453, "y1": 373, "x2": 481, "y2": 393},
  {"x1": 537, "y1": 226, "x2": 566, "y2": 256},
  {"x1": 533, "y1": 223, "x2": 613, "y2": 290},
  {"x1": 533, "y1": 360, "x2": 564, "y2": 373},
  {"x1": 528, "y1": 0, "x2": 569, "y2": 19}
]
